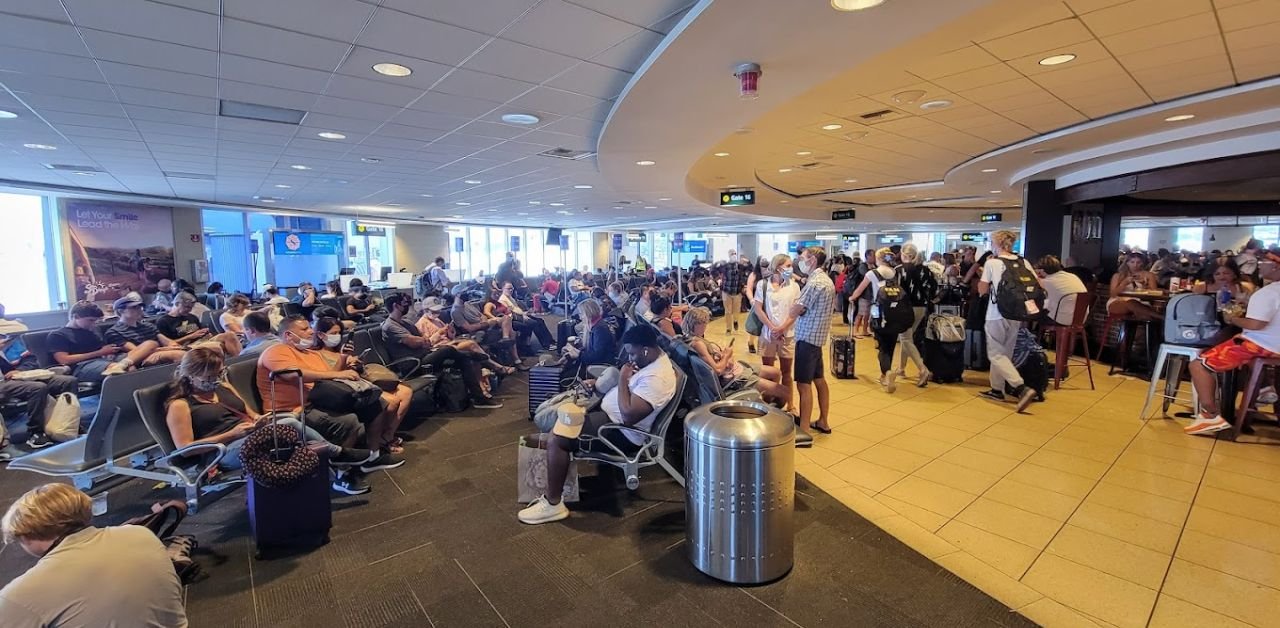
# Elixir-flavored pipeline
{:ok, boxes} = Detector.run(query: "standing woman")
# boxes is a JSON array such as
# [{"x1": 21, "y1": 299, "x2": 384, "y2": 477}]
[
  {"x1": 894, "y1": 244, "x2": 934, "y2": 387},
  {"x1": 1108, "y1": 252, "x2": 1164, "y2": 321},
  {"x1": 743, "y1": 256, "x2": 771, "y2": 354},
  {"x1": 752, "y1": 253, "x2": 801, "y2": 413},
  {"x1": 848, "y1": 248, "x2": 902, "y2": 393},
  {"x1": 853, "y1": 249, "x2": 877, "y2": 338}
]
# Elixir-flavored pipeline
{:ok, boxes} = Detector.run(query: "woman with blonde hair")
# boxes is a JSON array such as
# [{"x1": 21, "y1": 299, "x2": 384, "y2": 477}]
[
  {"x1": 848, "y1": 247, "x2": 903, "y2": 392},
  {"x1": 219, "y1": 293, "x2": 252, "y2": 334},
  {"x1": 751, "y1": 253, "x2": 801, "y2": 413},
  {"x1": 682, "y1": 306, "x2": 789, "y2": 405},
  {"x1": 893, "y1": 243, "x2": 934, "y2": 387},
  {"x1": 976, "y1": 230, "x2": 1041, "y2": 412}
]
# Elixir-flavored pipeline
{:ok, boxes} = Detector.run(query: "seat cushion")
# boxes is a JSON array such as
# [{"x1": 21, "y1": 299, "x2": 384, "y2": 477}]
[{"x1": 8, "y1": 437, "x2": 96, "y2": 475}]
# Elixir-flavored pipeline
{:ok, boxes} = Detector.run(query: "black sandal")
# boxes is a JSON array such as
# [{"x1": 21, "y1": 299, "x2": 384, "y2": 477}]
[{"x1": 810, "y1": 423, "x2": 833, "y2": 435}]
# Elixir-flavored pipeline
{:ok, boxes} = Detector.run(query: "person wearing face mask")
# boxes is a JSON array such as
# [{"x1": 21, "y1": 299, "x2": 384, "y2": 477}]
[
  {"x1": 0, "y1": 484, "x2": 188, "y2": 626},
  {"x1": 314, "y1": 317, "x2": 412, "y2": 456},
  {"x1": 166, "y1": 347, "x2": 373, "y2": 480},
  {"x1": 744, "y1": 256, "x2": 771, "y2": 354},
  {"x1": 518, "y1": 324, "x2": 677, "y2": 525},
  {"x1": 562, "y1": 298, "x2": 617, "y2": 378},
  {"x1": 489, "y1": 282, "x2": 554, "y2": 351},
  {"x1": 720, "y1": 250, "x2": 746, "y2": 336},
  {"x1": 345, "y1": 285, "x2": 381, "y2": 324},
  {"x1": 381, "y1": 294, "x2": 505, "y2": 408},
  {"x1": 782, "y1": 246, "x2": 836, "y2": 446},
  {"x1": 752, "y1": 253, "x2": 801, "y2": 414},
  {"x1": 148, "y1": 277, "x2": 177, "y2": 315}
]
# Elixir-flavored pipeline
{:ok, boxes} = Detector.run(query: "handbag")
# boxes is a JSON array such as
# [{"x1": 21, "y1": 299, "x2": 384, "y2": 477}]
[
  {"x1": 43, "y1": 392, "x2": 81, "y2": 442},
  {"x1": 362, "y1": 363, "x2": 400, "y2": 392},
  {"x1": 517, "y1": 434, "x2": 579, "y2": 503},
  {"x1": 122, "y1": 500, "x2": 202, "y2": 584},
  {"x1": 310, "y1": 378, "x2": 381, "y2": 413}
]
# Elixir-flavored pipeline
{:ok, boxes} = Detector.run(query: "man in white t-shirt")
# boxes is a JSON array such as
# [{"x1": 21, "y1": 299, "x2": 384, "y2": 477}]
[
  {"x1": 1036, "y1": 255, "x2": 1088, "y2": 325},
  {"x1": 977, "y1": 231, "x2": 1042, "y2": 412},
  {"x1": 1184, "y1": 253, "x2": 1280, "y2": 435},
  {"x1": 518, "y1": 324, "x2": 677, "y2": 525}
]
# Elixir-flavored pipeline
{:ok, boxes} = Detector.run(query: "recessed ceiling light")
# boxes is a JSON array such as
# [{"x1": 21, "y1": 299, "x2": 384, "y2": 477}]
[
  {"x1": 464, "y1": 179, "x2": 481, "y2": 184},
  {"x1": 989, "y1": 190, "x2": 1002, "y2": 194},
  {"x1": 317, "y1": 131, "x2": 346, "y2": 140},
  {"x1": 714, "y1": 152, "x2": 730, "y2": 157},
  {"x1": 796, "y1": 151, "x2": 812, "y2": 156},
  {"x1": 636, "y1": 160, "x2": 656, "y2": 166},
  {"x1": 384, "y1": 203, "x2": 402, "y2": 207},
  {"x1": 549, "y1": 202, "x2": 565, "y2": 207},
  {"x1": 844, "y1": 178, "x2": 858, "y2": 183},
  {"x1": 1164, "y1": 114, "x2": 1196, "y2": 122},
  {"x1": 831, "y1": 0, "x2": 887, "y2": 11},
  {"x1": 487, "y1": 208, "x2": 498, "y2": 212},
  {"x1": 643, "y1": 206, "x2": 657, "y2": 209},
  {"x1": 919, "y1": 99, "x2": 952, "y2": 110},
  {"x1": 455, "y1": 202, "x2": 471, "y2": 206},
  {"x1": 658, "y1": 197, "x2": 671, "y2": 201},
  {"x1": 891, "y1": 89, "x2": 927, "y2": 105},
  {"x1": 23, "y1": 143, "x2": 56, "y2": 150},
  {"x1": 981, "y1": 168, "x2": 999, "y2": 173},
  {"x1": 573, "y1": 184, "x2": 592, "y2": 189},
  {"x1": 500, "y1": 113, "x2": 540, "y2": 125},
  {"x1": 517, "y1": 212, "x2": 529, "y2": 216},
  {"x1": 361, "y1": 157, "x2": 381, "y2": 164},
  {"x1": 73, "y1": 171, "x2": 95, "y2": 176},
  {"x1": 1038, "y1": 53, "x2": 1076, "y2": 67},
  {"x1": 778, "y1": 168, "x2": 793, "y2": 173},
  {"x1": 274, "y1": 184, "x2": 292, "y2": 189},
  {"x1": 556, "y1": 210, "x2": 572, "y2": 215},
  {"x1": 420, "y1": 193, "x2": 433, "y2": 197},
  {"x1": 528, "y1": 201, "x2": 541, "y2": 205},
  {"x1": 289, "y1": 164, "x2": 310, "y2": 170},
  {"x1": 0, "y1": 110, "x2": 17, "y2": 119},
  {"x1": 821, "y1": 124, "x2": 844, "y2": 131},
  {"x1": 780, "y1": 200, "x2": 789, "y2": 204},
  {"x1": 372, "y1": 62, "x2": 412, "y2": 77},
  {"x1": 260, "y1": 199, "x2": 277, "y2": 203}
]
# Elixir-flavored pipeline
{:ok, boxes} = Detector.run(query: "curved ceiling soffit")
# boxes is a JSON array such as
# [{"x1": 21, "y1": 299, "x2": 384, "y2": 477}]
[
  {"x1": 595, "y1": 0, "x2": 1001, "y2": 226},
  {"x1": 948, "y1": 77, "x2": 1280, "y2": 191}
]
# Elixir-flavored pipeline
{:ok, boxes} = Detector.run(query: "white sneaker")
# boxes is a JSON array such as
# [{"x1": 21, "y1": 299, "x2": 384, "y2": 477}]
[
  {"x1": 1184, "y1": 415, "x2": 1230, "y2": 436},
  {"x1": 518, "y1": 495, "x2": 569, "y2": 525},
  {"x1": 1258, "y1": 386, "x2": 1278, "y2": 405},
  {"x1": 102, "y1": 361, "x2": 128, "y2": 376},
  {"x1": 884, "y1": 371, "x2": 897, "y2": 394}
]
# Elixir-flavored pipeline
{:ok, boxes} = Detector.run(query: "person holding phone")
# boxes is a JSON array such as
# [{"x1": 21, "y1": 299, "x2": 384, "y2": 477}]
[
  {"x1": 313, "y1": 317, "x2": 412, "y2": 454},
  {"x1": 49, "y1": 301, "x2": 154, "y2": 382},
  {"x1": 681, "y1": 307, "x2": 788, "y2": 405}
]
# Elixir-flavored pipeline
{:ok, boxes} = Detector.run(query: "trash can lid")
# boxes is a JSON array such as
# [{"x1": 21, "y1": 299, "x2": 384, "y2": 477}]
[{"x1": 685, "y1": 400, "x2": 794, "y2": 449}]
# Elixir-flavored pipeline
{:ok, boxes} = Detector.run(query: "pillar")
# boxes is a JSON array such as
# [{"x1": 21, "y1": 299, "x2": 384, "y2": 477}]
[{"x1": 1020, "y1": 179, "x2": 1064, "y2": 262}]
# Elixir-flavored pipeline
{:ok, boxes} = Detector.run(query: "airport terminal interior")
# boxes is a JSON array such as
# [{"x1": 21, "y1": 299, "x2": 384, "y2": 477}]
[{"x1": 0, "y1": 0, "x2": 1279, "y2": 626}]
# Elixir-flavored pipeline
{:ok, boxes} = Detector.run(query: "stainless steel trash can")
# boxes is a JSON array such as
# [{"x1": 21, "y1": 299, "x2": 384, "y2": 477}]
[{"x1": 685, "y1": 399, "x2": 795, "y2": 584}]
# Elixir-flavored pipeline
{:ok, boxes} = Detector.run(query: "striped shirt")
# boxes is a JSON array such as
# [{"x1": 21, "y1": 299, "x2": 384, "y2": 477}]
[{"x1": 794, "y1": 270, "x2": 836, "y2": 347}]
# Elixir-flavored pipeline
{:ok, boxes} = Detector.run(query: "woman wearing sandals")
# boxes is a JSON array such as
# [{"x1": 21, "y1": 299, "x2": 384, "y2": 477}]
[{"x1": 751, "y1": 253, "x2": 801, "y2": 415}]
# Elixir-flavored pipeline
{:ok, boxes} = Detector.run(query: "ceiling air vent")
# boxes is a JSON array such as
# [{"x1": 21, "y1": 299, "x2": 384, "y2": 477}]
[
  {"x1": 856, "y1": 107, "x2": 907, "y2": 125},
  {"x1": 537, "y1": 147, "x2": 596, "y2": 161},
  {"x1": 163, "y1": 171, "x2": 215, "y2": 181},
  {"x1": 44, "y1": 164, "x2": 104, "y2": 172},
  {"x1": 794, "y1": 162, "x2": 828, "y2": 171},
  {"x1": 219, "y1": 99, "x2": 307, "y2": 125}
]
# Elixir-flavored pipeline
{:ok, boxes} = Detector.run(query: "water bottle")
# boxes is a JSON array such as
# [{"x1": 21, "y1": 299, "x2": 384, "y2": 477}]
[{"x1": 1218, "y1": 287, "x2": 1231, "y2": 310}]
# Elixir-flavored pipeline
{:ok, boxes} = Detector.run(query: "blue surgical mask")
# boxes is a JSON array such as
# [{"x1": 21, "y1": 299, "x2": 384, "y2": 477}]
[{"x1": 780, "y1": 269, "x2": 794, "y2": 281}]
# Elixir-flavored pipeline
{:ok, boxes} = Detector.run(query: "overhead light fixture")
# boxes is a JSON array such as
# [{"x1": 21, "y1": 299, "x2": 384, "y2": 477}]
[
  {"x1": 528, "y1": 201, "x2": 541, "y2": 205},
  {"x1": 555, "y1": 210, "x2": 572, "y2": 215},
  {"x1": 919, "y1": 99, "x2": 952, "y2": 110},
  {"x1": 0, "y1": 110, "x2": 17, "y2": 119},
  {"x1": 317, "y1": 131, "x2": 346, "y2": 140},
  {"x1": 658, "y1": 197, "x2": 672, "y2": 201},
  {"x1": 821, "y1": 123, "x2": 843, "y2": 131},
  {"x1": 260, "y1": 199, "x2": 277, "y2": 203},
  {"x1": 23, "y1": 143, "x2": 56, "y2": 150},
  {"x1": 372, "y1": 62, "x2": 412, "y2": 77},
  {"x1": 573, "y1": 184, "x2": 592, "y2": 189},
  {"x1": 981, "y1": 168, "x2": 999, "y2": 173},
  {"x1": 72, "y1": 171, "x2": 95, "y2": 176},
  {"x1": 455, "y1": 202, "x2": 471, "y2": 206},
  {"x1": 1164, "y1": 114, "x2": 1196, "y2": 122},
  {"x1": 796, "y1": 151, "x2": 812, "y2": 156},
  {"x1": 487, "y1": 208, "x2": 498, "y2": 212},
  {"x1": 989, "y1": 190, "x2": 1002, "y2": 194},
  {"x1": 517, "y1": 212, "x2": 529, "y2": 216},
  {"x1": 844, "y1": 178, "x2": 858, "y2": 183},
  {"x1": 384, "y1": 203, "x2": 402, "y2": 207},
  {"x1": 361, "y1": 157, "x2": 381, "y2": 164},
  {"x1": 549, "y1": 202, "x2": 565, "y2": 206},
  {"x1": 892, "y1": 89, "x2": 926, "y2": 105},
  {"x1": 464, "y1": 179, "x2": 481, "y2": 184},
  {"x1": 420, "y1": 193, "x2": 433, "y2": 197},
  {"x1": 714, "y1": 152, "x2": 730, "y2": 157},
  {"x1": 274, "y1": 184, "x2": 292, "y2": 189},
  {"x1": 289, "y1": 164, "x2": 310, "y2": 170},
  {"x1": 1038, "y1": 54, "x2": 1076, "y2": 67},
  {"x1": 778, "y1": 168, "x2": 793, "y2": 173},
  {"x1": 780, "y1": 200, "x2": 789, "y2": 204},
  {"x1": 636, "y1": 160, "x2": 656, "y2": 166},
  {"x1": 501, "y1": 113, "x2": 540, "y2": 125},
  {"x1": 643, "y1": 206, "x2": 657, "y2": 209},
  {"x1": 831, "y1": 0, "x2": 886, "y2": 10}
]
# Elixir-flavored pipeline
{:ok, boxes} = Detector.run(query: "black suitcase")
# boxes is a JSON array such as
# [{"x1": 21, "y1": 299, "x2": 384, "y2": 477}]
[
  {"x1": 923, "y1": 339, "x2": 965, "y2": 383},
  {"x1": 964, "y1": 329, "x2": 989, "y2": 371},
  {"x1": 830, "y1": 321, "x2": 856, "y2": 379},
  {"x1": 556, "y1": 319, "x2": 576, "y2": 349},
  {"x1": 528, "y1": 364, "x2": 563, "y2": 419},
  {"x1": 249, "y1": 370, "x2": 333, "y2": 558},
  {"x1": 1016, "y1": 351, "x2": 1049, "y2": 397}
]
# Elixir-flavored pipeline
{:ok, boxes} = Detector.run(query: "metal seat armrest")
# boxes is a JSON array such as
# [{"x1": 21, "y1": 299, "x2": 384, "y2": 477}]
[
  {"x1": 386, "y1": 356, "x2": 422, "y2": 378},
  {"x1": 591, "y1": 424, "x2": 660, "y2": 460},
  {"x1": 159, "y1": 442, "x2": 228, "y2": 487}
]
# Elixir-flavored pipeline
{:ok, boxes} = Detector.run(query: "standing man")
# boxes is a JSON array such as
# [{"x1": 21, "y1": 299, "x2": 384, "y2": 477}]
[
  {"x1": 720, "y1": 250, "x2": 745, "y2": 336},
  {"x1": 786, "y1": 246, "x2": 835, "y2": 447},
  {"x1": 977, "y1": 230, "x2": 1041, "y2": 412}
]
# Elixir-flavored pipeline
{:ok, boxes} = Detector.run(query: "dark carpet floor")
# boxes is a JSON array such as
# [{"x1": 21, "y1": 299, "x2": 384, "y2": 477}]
[{"x1": 0, "y1": 372, "x2": 1036, "y2": 628}]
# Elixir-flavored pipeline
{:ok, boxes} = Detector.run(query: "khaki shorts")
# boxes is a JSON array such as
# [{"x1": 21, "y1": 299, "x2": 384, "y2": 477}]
[{"x1": 760, "y1": 334, "x2": 795, "y2": 359}]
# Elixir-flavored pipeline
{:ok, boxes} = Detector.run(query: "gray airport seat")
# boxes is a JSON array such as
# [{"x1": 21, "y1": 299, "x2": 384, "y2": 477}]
[{"x1": 574, "y1": 369, "x2": 686, "y2": 489}]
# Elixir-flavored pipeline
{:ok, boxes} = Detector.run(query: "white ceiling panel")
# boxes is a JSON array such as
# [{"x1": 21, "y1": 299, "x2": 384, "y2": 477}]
[
  {"x1": 321, "y1": 75, "x2": 427, "y2": 108},
  {"x1": 62, "y1": 0, "x2": 219, "y2": 49},
  {"x1": 0, "y1": 0, "x2": 71, "y2": 23},
  {"x1": 408, "y1": 92, "x2": 501, "y2": 118},
  {"x1": 0, "y1": 46, "x2": 102, "y2": 82},
  {"x1": 334, "y1": 47, "x2": 453, "y2": 90},
  {"x1": 565, "y1": 0, "x2": 695, "y2": 29},
  {"x1": 546, "y1": 62, "x2": 632, "y2": 100},
  {"x1": 462, "y1": 38, "x2": 579, "y2": 83},
  {"x1": 432, "y1": 68, "x2": 537, "y2": 104},
  {"x1": 509, "y1": 87, "x2": 605, "y2": 117},
  {"x1": 218, "y1": 55, "x2": 333, "y2": 94},
  {"x1": 79, "y1": 29, "x2": 217, "y2": 75},
  {"x1": 377, "y1": 0, "x2": 539, "y2": 36},
  {"x1": 113, "y1": 87, "x2": 216, "y2": 113},
  {"x1": 96, "y1": 61, "x2": 217, "y2": 97},
  {"x1": 502, "y1": 0, "x2": 641, "y2": 59},
  {"x1": 588, "y1": 30, "x2": 665, "y2": 72},
  {"x1": 223, "y1": 0, "x2": 376, "y2": 41},
  {"x1": 359, "y1": 8, "x2": 492, "y2": 67},
  {"x1": 221, "y1": 19, "x2": 353, "y2": 71},
  {"x1": 0, "y1": 13, "x2": 89, "y2": 56}
]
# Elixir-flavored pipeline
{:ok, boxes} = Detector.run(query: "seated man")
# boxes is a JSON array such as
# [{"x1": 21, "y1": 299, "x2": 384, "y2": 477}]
[
  {"x1": 240, "y1": 311, "x2": 280, "y2": 356},
  {"x1": 147, "y1": 278, "x2": 176, "y2": 315},
  {"x1": 156, "y1": 292, "x2": 240, "y2": 356},
  {"x1": 449, "y1": 294, "x2": 518, "y2": 364},
  {"x1": 0, "y1": 484, "x2": 187, "y2": 627},
  {"x1": 345, "y1": 285, "x2": 380, "y2": 323},
  {"x1": 518, "y1": 324, "x2": 678, "y2": 525},
  {"x1": 49, "y1": 301, "x2": 156, "y2": 382},
  {"x1": 0, "y1": 357, "x2": 78, "y2": 453},
  {"x1": 104, "y1": 295, "x2": 187, "y2": 366},
  {"x1": 1036, "y1": 255, "x2": 1088, "y2": 325},
  {"x1": 380, "y1": 294, "x2": 502, "y2": 409},
  {"x1": 291, "y1": 281, "x2": 320, "y2": 319},
  {"x1": 1185, "y1": 253, "x2": 1280, "y2": 436}
]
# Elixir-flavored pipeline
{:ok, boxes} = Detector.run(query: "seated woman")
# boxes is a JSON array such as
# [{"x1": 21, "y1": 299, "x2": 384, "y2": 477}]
[
  {"x1": 649, "y1": 295, "x2": 677, "y2": 337},
  {"x1": 681, "y1": 306, "x2": 788, "y2": 406},
  {"x1": 1108, "y1": 252, "x2": 1164, "y2": 321},
  {"x1": 1191, "y1": 256, "x2": 1255, "y2": 306},
  {"x1": 313, "y1": 317, "x2": 411, "y2": 454},
  {"x1": 415, "y1": 297, "x2": 514, "y2": 375},
  {"x1": 324, "y1": 280, "x2": 344, "y2": 299},
  {"x1": 345, "y1": 285, "x2": 380, "y2": 323},
  {"x1": 219, "y1": 294, "x2": 252, "y2": 334},
  {"x1": 163, "y1": 347, "x2": 373, "y2": 484},
  {"x1": 476, "y1": 289, "x2": 522, "y2": 365},
  {"x1": 562, "y1": 298, "x2": 617, "y2": 378},
  {"x1": 489, "y1": 282, "x2": 554, "y2": 350}
]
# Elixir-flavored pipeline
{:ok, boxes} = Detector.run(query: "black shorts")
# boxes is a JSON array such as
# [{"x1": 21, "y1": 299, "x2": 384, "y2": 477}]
[
  {"x1": 793, "y1": 340, "x2": 824, "y2": 384},
  {"x1": 569, "y1": 411, "x2": 641, "y2": 456},
  {"x1": 303, "y1": 407, "x2": 365, "y2": 445}
]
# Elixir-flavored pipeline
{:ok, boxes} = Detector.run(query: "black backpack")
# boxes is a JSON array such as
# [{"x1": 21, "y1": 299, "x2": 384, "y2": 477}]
[
  {"x1": 992, "y1": 256, "x2": 1046, "y2": 322},
  {"x1": 871, "y1": 267, "x2": 915, "y2": 335},
  {"x1": 902, "y1": 264, "x2": 938, "y2": 306},
  {"x1": 433, "y1": 370, "x2": 470, "y2": 413}
]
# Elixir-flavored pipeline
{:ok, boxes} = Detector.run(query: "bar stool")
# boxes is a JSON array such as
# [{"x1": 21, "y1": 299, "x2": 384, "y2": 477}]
[
  {"x1": 1231, "y1": 357, "x2": 1280, "y2": 437},
  {"x1": 1095, "y1": 314, "x2": 1153, "y2": 375},
  {"x1": 1140, "y1": 344, "x2": 1201, "y2": 419},
  {"x1": 1051, "y1": 292, "x2": 1096, "y2": 390}
]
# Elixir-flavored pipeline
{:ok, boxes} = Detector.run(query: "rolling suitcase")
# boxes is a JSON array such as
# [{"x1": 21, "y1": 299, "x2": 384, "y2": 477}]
[
  {"x1": 556, "y1": 318, "x2": 576, "y2": 349},
  {"x1": 964, "y1": 329, "x2": 989, "y2": 371},
  {"x1": 528, "y1": 364, "x2": 563, "y2": 419},
  {"x1": 923, "y1": 339, "x2": 965, "y2": 383},
  {"x1": 830, "y1": 320, "x2": 856, "y2": 379},
  {"x1": 248, "y1": 369, "x2": 333, "y2": 559}
]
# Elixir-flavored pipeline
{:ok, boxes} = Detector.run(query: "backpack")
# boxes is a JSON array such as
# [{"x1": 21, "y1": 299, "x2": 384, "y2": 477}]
[
  {"x1": 925, "y1": 313, "x2": 966, "y2": 343},
  {"x1": 1164, "y1": 294, "x2": 1228, "y2": 347},
  {"x1": 871, "y1": 267, "x2": 915, "y2": 335},
  {"x1": 992, "y1": 256, "x2": 1046, "y2": 322},
  {"x1": 902, "y1": 264, "x2": 938, "y2": 306},
  {"x1": 433, "y1": 370, "x2": 470, "y2": 413}
]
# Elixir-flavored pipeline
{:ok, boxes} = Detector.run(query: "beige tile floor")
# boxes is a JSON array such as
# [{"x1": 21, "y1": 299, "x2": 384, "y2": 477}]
[{"x1": 705, "y1": 321, "x2": 1280, "y2": 628}]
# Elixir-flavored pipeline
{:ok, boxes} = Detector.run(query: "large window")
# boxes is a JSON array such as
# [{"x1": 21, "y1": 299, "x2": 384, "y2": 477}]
[
  {"x1": 1122, "y1": 228, "x2": 1150, "y2": 251},
  {"x1": 1254, "y1": 225, "x2": 1279, "y2": 247},
  {"x1": 345, "y1": 221, "x2": 396, "y2": 279},
  {"x1": 0, "y1": 193, "x2": 63, "y2": 314},
  {"x1": 1176, "y1": 227, "x2": 1203, "y2": 253}
]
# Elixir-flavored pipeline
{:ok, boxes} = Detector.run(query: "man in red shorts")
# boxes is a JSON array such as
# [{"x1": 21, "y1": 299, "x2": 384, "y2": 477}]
[{"x1": 1185, "y1": 253, "x2": 1280, "y2": 435}]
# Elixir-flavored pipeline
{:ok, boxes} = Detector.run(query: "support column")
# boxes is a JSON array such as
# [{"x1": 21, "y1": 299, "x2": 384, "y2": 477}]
[
  {"x1": 1098, "y1": 201, "x2": 1124, "y2": 275},
  {"x1": 1020, "y1": 179, "x2": 1064, "y2": 262}
]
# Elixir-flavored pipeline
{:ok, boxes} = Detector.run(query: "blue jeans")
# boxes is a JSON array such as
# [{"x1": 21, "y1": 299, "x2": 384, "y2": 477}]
[
  {"x1": 219, "y1": 417, "x2": 338, "y2": 470},
  {"x1": 72, "y1": 356, "x2": 124, "y2": 384}
]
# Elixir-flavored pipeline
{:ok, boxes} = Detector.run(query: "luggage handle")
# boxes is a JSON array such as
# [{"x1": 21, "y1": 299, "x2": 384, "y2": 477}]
[{"x1": 266, "y1": 368, "x2": 306, "y2": 461}]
